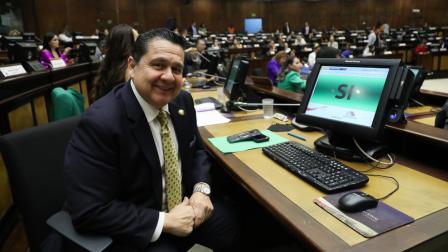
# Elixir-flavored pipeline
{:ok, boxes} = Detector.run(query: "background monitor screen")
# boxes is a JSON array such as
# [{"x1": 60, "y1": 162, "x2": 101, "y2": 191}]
[
  {"x1": 244, "y1": 18, "x2": 263, "y2": 34},
  {"x1": 305, "y1": 65, "x2": 389, "y2": 127},
  {"x1": 224, "y1": 58, "x2": 242, "y2": 95},
  {"x1": 223, "y1": 57, "x2": 249, "y2": 102}
]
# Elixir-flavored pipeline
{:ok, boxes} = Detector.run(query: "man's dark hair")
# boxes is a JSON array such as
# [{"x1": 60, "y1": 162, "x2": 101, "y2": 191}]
[
  {"x1": 132, "y1": 28, "x2": 186, "y2": 63},
  {"x1": 375, "y1": 21, "x2": 383, "y2": 30},
  {"x1": 195, "y1": 38, "x2": 205, "y2": 46}
]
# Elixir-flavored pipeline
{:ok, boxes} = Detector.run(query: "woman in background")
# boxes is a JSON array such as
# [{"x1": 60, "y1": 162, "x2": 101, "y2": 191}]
[
  {"x1": 91, "y1": 24, "x2": 138, "y2": 101},
  {"x1": 39, "y1": 32, "x2": 71, "y2": 70},
  {"x1": 266, "y1": 50, "x2": 287, "y2": 85},
  {"x1": 277, "y1": 55, "x2": 306, "y2": 92}
]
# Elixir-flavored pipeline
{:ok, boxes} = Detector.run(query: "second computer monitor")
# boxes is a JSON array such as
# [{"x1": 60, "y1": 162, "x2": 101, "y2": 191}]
[
  {"x1": 408, "y1": 65, "x2": 425, "y2": 97},
  {"x1": 223, "y1": 57, "x2": 249, "y2": 102},
  {"x1": 205, "y1": 52, "x2": 219, "y2": 75}
]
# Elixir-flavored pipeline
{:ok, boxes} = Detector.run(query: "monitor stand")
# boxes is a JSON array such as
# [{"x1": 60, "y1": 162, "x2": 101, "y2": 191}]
[
  {"x1": 314, "y1": 131, "x2": 388, "y2": 162},
  {"x1": 224, "y1": 85, "x2": 261, "y2": 112}
]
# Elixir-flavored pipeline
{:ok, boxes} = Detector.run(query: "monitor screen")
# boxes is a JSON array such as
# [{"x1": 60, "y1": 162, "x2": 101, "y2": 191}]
[
  {"x1": 11, "y1": 42, "x2": 37, "y2": 63},
  {"x1": 205, "y1": 52, "x2": 219, "y2": 75},
  {"x1": 224, "y1": 57, "x2": 249, "y2": 101},
  {"x1": 406, "y1": 65, "x2": 425, "y2": 105},
  {"x1": 296, "y1": 58, "x2": 402, "y2": 161},
  {"x1": 305, "y1": 65, "x2": 389, "y2": 127},
  {"x1": 244, "y1": 18, "x2": 263, "y2": 34},
  {"x1": 408, "y1": 66, "x2": 424, "y2": 89}
]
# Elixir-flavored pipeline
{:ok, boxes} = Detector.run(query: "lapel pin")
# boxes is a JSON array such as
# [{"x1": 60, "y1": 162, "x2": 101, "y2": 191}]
[{"x1": 178, "y1": 109, "x2": 185, "y2": 116}]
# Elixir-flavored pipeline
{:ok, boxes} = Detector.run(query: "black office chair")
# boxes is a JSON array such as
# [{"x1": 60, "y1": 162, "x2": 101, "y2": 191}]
[
  {"x1": 435, "y1": 99, "x2": 448, "y2": 129},
  {"x1": 0, "y1": 116, "x2": 112, "y2": 252}
]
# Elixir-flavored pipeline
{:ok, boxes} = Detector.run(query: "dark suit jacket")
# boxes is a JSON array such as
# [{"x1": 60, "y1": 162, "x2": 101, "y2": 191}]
[
  {"x1": 64, "y1": 82, "x2": 211, "y2": 250},
  {"x1": 282, "y1": 24, "x2": 291, "y2": 35},
  {"x1": 302, "y1": 26, "x2": 311, "y2": 37}
]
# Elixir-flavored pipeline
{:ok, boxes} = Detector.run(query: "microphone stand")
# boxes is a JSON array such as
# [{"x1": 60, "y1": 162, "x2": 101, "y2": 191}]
[
  {"x1": 198, "y1": 52, "x2": 211, "y2": 63},
  {"x1": 231, "y1": 101, "x2": 317, "y2": 131},
  {"x1": 202, "y1": 73, "x2": 226, "y2": 80},
  {"x1": 232, "y1": 101, "x2": 301, "y2": 106}
]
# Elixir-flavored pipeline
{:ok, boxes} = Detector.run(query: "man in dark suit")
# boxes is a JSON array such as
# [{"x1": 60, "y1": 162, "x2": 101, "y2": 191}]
[
  {"x1": 282, "y1": 22, "x2": 291, "y2": 36},
  {"x1": 302, "y1": 21, "x2": 311, "y2": 38},
  {"x1": 64, "y1": 28, "x2": 239, "y2": 251},
  {"x1": 184, "y1": 39, "x2": 207, "y2": 75}
]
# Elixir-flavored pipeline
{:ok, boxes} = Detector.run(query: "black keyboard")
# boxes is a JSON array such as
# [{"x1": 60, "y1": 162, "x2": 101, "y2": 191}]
[
  {"x1": 194, "y1": 96, "x2": 223, "y2": 110},
  {"x1": 262, "y1": 141, "x2": 369, "y2": 193}
]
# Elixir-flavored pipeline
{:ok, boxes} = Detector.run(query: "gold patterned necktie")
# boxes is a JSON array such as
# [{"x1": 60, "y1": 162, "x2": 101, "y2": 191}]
[{"x1": 157, "y1": 110, "x2": 182, "y2": 210}]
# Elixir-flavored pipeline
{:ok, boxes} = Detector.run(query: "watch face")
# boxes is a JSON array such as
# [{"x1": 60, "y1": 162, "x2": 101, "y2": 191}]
[{"x1": 203, "y1": 187, "x2": 211, "y2": 194}]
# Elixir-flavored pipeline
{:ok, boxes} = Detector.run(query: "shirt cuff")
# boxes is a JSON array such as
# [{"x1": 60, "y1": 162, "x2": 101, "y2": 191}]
[{"x1": 150, "y1": 212, "x2": 165, "y2": 242}]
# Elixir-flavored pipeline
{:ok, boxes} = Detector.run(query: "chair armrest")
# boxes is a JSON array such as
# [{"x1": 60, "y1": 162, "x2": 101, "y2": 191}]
[{"x1": 46, "y1": 211, "x2": 112, "y2": 252}]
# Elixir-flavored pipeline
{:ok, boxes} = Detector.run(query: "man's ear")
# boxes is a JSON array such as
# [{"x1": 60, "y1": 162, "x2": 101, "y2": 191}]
[{"x1": 128, "y1": 56, "x2": 136, "y2": 77}]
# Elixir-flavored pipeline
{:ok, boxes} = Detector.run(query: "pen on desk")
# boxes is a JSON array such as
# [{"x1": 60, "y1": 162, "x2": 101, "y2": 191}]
[{"x1": 288, "y1": 132, "x2": 307, "y2": 141}]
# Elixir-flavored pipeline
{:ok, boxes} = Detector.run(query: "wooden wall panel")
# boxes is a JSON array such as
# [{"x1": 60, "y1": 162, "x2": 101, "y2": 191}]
[
  {"x1": 141, "y1": 0, "x2": 175, "y2": 30},
  {"x1": 66, "y1": 0, "x2": 97, "y2": 36},
  {"x1": 20, "y1": 0, "x2": 448, "y2": 38},
  {"x1": 95, "y1": 0, "x2": 118, "y2": 31},
  {"x1": 33, "y1": 0, "x2": 67, "y2": 35},
  {"x1": 117, "y1": 0, "x2": 139, "y2": 28}
]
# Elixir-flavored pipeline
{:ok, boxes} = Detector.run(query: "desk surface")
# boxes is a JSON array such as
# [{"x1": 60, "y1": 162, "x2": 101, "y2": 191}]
[
  {"x1": 191, "y1": 88, "x2": 448, "y2": 251},
  {"x1": 420, "y1": 78, "x2": 448, "y2": 98},
  {"x1": 199, "y1": 117, "x2": 448, "y2": 251}
]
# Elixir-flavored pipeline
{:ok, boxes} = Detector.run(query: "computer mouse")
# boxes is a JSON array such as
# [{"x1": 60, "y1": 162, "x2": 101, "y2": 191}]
[{"x1": 338, "y1": 191, "x2": 378, "y2": 212}]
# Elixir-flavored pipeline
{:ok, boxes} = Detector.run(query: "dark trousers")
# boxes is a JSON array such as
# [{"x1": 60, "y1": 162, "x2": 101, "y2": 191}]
[{"x1": 143, "y1": 197, "x2": 240, "y2": 252}]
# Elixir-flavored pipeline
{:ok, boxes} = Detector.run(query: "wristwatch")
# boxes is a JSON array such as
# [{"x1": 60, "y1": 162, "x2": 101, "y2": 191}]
[{"x1": 193, "y1": 182, "x2": 211, "y2": 196}]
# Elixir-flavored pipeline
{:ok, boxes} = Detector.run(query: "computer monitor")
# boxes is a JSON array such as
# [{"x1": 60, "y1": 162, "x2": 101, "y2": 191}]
[
  {"x1": 77, "y1": 42, "x2": 97, "y2": 63},
  {"x1": 223, "y1": 57, "x2": 249, "y2": 102},
  {"x1": 205, "y1": 52, "x2": 219, "y2": 75},
  {"x1": 11, "y1": 42, "x2": 38, "y2": 63},
  {"x1": 22, "y1": 32, "x2": 36, "y2": 42},
  {"x1": 2, "y1": 36, "x2": 22, "y2": 49},
  {"x1": 295, "y1": 58, "x2": 403, "y2": 161},
  {"x1": 407, "y1": 65, "x2": 425, "y2": 106}
]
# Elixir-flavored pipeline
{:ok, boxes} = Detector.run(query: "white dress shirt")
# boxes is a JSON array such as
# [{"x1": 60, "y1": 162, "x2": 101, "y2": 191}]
[{"x1": 131, "y1": 81, "x2": 182, "y2": 242}]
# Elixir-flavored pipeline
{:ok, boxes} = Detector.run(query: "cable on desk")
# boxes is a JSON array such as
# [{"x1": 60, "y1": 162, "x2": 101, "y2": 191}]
[
  {"x1": 353, "y1": 137, "x2": 395, "y2": 168},
  {"x1": 236, "y1": 105, "x2": 258, "y2": 112},
  {"x1": 365, "y1": 173, "x2": 400, "y2": 200}
]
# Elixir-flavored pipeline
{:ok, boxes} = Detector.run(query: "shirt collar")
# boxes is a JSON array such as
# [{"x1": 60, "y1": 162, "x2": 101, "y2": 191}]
[{"x1": 130, "y1": 80, "x2": 170, "y2": 123}]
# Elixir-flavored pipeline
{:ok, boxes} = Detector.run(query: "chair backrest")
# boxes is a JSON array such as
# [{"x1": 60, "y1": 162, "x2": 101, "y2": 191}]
[
  {"x1": 248, "y1": 58, "x2": 270, "y2": 76},
  {"x1": 51, "y1": 87, "x2": 84, "y2": 121},
  {"x1": 435, "y1": 99, "x2": 448, "y2": 129},
  {"x1": 0, "y1": 116, "x2": 81, "y2": 251},
  {"x1": 250, "y1": 75, "x2": 274, "y2": 88}
]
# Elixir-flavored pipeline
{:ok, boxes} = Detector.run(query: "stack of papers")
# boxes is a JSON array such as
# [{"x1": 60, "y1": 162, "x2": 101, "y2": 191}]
[{"x1": 195, "y1": 102, "x2": 230, "y2": 127}]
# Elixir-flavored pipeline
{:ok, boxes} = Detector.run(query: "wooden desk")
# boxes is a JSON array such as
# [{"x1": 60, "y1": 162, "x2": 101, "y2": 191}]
[
  {"x1": 246, "y1": 77, "x2": 303, "y2": 104},
  {"x1": 416, "y1": 50, "x2": 448, "y2": 73},
  {"x1": 198, "y1": 117, "x2": 448, "y2": 251},
  {"x1": 420, "y1": 78, "x2": 448, "y2": 98}
]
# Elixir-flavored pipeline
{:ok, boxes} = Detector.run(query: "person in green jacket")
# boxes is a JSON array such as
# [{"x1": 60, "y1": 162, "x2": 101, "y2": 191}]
[{"x1": 277, "y1": 55, "x2": 306, "y2": 92}]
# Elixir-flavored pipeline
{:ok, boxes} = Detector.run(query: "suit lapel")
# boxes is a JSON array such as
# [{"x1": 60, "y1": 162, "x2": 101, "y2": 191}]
[
  {"x1": 169, "y1": 102, "x2": 189, "y2": 170},
  {"x1": 121, "y1": 82, "x2": 163, "y2": 209}
]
